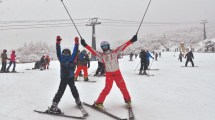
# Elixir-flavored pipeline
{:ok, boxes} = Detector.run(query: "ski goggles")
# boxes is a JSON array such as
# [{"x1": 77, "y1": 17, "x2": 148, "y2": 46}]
[{"x1": 101, "y1": 45, "x2": 109, "y2": 49}]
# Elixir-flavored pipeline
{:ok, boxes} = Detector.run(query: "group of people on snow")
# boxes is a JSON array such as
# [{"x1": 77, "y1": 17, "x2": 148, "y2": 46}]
[
  {"x1": 32, "y1": 55, "x2": 50, "y2": 70},
  {"x1": 1, "y1": 49, "x2": 17, "y2": 72},
  {"x1": 1, "y1": 49, "x2": 52, "y2": 72},
  {"x1": 1, "y1": 34, "x2": 196, "y2": 115},
  {"x1": 178, "y1": 51, "x2": 195, "y2": 67}
]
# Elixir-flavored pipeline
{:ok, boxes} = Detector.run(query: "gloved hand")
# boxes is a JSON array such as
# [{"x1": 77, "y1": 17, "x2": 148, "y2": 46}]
[
  {"x1": 81, "y1": 39, "x2": 88, "y2": 47},
  {"x1": 74, "y1": 37, "x2": 79, "y2": 44},
  {"x1": 56, "y1": 36, "x2": 62, "y2": 44},
  {"x1": 130, "y1": 35, "x2": 137, "y2": 43}
]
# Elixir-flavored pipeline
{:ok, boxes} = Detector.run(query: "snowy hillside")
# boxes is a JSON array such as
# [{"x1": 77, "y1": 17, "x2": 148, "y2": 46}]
[
  {"x1": 0, "y1": 52, "x2": 215, "y2": 120},
  {"x1": 194, "y1": 38, "x2": 215, "y2": 52},
  {"x1": 114, "y1": 26, "x2": 215, "y2": 53}
]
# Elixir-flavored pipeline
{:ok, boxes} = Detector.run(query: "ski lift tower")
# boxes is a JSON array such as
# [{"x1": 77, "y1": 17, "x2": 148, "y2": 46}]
[
  {"x1": 86, "y1": 17, "x2": 101, "y2": 61},
  {"x1": 200, "y1": 20, "x2": 208, "y2": 40}
]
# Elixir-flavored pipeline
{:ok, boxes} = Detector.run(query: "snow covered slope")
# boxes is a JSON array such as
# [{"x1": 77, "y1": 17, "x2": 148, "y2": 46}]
[{"x1": 0, "y1": 52, "x2": 215, "y2": 120}]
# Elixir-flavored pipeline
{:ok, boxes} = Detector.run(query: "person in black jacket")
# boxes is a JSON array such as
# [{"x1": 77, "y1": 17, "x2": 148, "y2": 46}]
[
  {"x1": 185, "y1": 51, "x2": 194, "y2": 67},
  {"x1": 94, "y1": 58, "x2": 105, "y2": 76},
  {"x1": 47, "y1": 36, "x2": 82, "y2": 114},
  {"x1": 139, "y1": 49, "x2": 148, "y2": 75}
]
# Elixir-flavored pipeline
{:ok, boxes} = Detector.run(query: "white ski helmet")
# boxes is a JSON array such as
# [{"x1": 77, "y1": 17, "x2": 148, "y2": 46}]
[{"x1": 100, "y1": 41, "x2": 110, "y2": 51}]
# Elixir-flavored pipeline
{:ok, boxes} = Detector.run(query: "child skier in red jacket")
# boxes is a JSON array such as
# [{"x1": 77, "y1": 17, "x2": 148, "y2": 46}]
[{"x1": 80, "y1": 35, "x2": 137, "y2": 109}]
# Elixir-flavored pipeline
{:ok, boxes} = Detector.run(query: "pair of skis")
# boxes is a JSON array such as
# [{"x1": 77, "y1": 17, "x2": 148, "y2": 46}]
[
  {"x1": 0, "y1": 71, "x2": 24, "y2": 73},
  {"x1": 137, "y1": 73, "x2": 154, "y2": 76},
  {"x1": 83, "y1": 102, "x2": 134, "y2": 120},
  {"x1": 34, "y1": 102, "x2": 135, "y2": 120},
  {"x1": 34, "y1": 105, "x2": 88, "y2": 119}
]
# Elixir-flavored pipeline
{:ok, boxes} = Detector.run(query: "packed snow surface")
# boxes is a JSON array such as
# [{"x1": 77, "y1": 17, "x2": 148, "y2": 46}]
[{"x1": 0, "y1": 52, "x2": 215, "y2": 120}]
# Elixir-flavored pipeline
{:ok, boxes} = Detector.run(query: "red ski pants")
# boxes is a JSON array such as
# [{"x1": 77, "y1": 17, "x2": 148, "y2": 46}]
[
  {"x1": 74, "y1": 66, "x2": 88, "y2": 77},
  {"x1": 96, "y1": 70, "x2": 131, "y2": 104}
]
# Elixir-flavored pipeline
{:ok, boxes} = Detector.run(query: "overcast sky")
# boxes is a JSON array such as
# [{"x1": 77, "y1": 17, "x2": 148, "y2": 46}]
[{"x1": 0, "y1": 0, "x2": 215, "y2": 50}]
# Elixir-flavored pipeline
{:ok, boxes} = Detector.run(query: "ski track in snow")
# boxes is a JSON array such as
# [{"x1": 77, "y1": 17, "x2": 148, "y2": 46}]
[{"x1": 0, "y1": 52, "x2": 215, "y2": 120}]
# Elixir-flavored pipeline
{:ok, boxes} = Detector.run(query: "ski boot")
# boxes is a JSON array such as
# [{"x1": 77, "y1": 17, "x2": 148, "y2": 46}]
[
  {"x1": 139, "y1": 70, "x2": 142, "y2": 75},
  {"x1": 84, "y1": 76, "x2": 89, "y2": 81},
  {"x1": 75, "y1": 98, "x2": 82, "y2": 107},
  {"x1": 93, "y1": 102, "x2": 104, "y2": 110},
  {"x1": 47, "y1": 102, "x2": 61, "y2": 114},
  {"x1": 125, "y1": 100, "x2": 132, "y2": 107},
  {"x1": 74, "y1": 76, "x2": 78, "y2": 81},
  {"x1": 142, "y1": 71, "x2": 148, "y2": 75}
]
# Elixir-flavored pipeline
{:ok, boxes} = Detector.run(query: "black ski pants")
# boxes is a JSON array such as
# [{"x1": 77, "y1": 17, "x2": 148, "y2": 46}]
[
  {"x1": 53, "y1": 77, "x2": 80, "y2": 103},
  {"x1": 140, "y1": 61, "x2": 148, "y2": 71},
  {"x1": 1, "y1": 61, "x2": 7, "y2": 71},
  {"x1": 7, "y1": 61, "x2": 16, "y2": 71},
  {"x1": 185, "y1": 59, "x2": 194, "y2": 67}
]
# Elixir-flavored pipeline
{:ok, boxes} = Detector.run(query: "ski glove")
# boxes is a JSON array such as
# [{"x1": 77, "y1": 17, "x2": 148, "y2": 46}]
[
  {"x1": 74, "y1": 37, "x2": 79, "y2": 44},
  {"x1": 81, "y1": 39, "x2": 88, "y2": 47},
  {"x1": 130, "y1": 35, "x2": 137, "y2": 43},
  {"x1": 56, "y1": 36, "x2": 62, "y2": 44}
]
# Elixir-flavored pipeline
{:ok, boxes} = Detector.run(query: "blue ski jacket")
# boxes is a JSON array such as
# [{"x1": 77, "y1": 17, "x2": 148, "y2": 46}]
[
  {"x1": 147, "y1": 52, "x2": 154, "y2": 60},
  {"x1": 56, "y1": 43, "x2": 78, "y2": 78}
]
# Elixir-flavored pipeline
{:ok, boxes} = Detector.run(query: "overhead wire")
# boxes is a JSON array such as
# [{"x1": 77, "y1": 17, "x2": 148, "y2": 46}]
[{"x1": 0, "y1": 17, "x2": 200, "y2": 31}]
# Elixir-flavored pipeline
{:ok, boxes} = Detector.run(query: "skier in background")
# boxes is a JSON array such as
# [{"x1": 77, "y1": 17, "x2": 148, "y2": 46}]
[
  {"x1": 129, "y1": 52, "x2": 134, "y2": 61},
  {"x1": 74, "y1": 50, "x2": 90, "y2": 81},
  {"x1": 45, "y1": 55, "x2": 50, "y2": 69},
  {"x1": 146, "y1": 50, "x2": 154, "y2": 68},
  {"x1": 94, "y1": 58, "x2": 105, "y2": 77},
  {"x1": 178, "y1": 52, "x2": 183, "y2": 62},
  {"x1": 40, "y1": 55, "x2": 46, "y2": 70},
  {"x1": 159, "y1": 52, "x2": 161, "y2": 58},
  {"x1": 135, "y1": 53, "x2": 138, "y2": 59},
  {"x1": 47, "y1": 36, "x2": 82, "y2": 114},
  {"x1": 32, "y1": 55, "x2": 45, "y2": 70},
  {"x1": 80, "y1": 35, "x2": 137, "y2": 109},
  {"x1": 6, "y1": 50, "x2": 16, "y2": 72},
  {"x1": 185, "y1": 50, "x2": 194, "y2": 67},
  {"x1": 155, "y1": 52, "x2": 158, "y2": 61},
  {"x1": 139, "y1": 49, "x2": 148, "y2": 75},
  {"x1": 1, "y1": 49, "x2": 9, "y2": 72}
]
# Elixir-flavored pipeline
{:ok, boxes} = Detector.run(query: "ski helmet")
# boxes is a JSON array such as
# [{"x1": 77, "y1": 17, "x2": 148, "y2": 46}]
[
  {"x1": 100, "y1": 41, "x2": 110, "y2": 51},
  {"x1": 62, "y1": 48, "x2": 71, "y2": 56}
]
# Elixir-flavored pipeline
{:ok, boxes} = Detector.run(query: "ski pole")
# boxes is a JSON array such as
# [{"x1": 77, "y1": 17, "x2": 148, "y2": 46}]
[
  {"x1": 60, "y1": 0, "x2": 82, "y2": 39},
  {"x1": 134, "y1": 62, "x2": 141, "y2": 71},
  {"x1": 136, "y1": 0, "x2": 152, "y2": 35}
]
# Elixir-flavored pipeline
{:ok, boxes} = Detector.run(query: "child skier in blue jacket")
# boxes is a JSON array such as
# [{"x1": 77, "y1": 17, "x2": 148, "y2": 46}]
[{"x1": 47, "y1": 36, "x2": 82, "y2": 114}]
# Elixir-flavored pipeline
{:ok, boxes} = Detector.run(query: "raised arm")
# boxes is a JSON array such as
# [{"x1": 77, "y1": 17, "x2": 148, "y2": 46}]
[
  {"x1": 70, "y1": 37, "x2": 79, "y2": 61},
  {"x1": 148, "y1": 53, "x2": 154, "y2": 59},
  {"x1": 81, "y1": 39, "x2": 102, "y2": 58},
  {"x1": 113, "y1": 35, "x2": 137, "y2": 54},
  {"x1": 56, "y1": 36, "x2": 62, "y2": 62}
]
